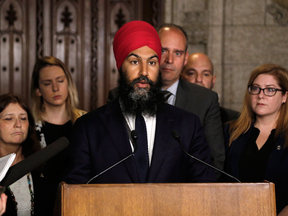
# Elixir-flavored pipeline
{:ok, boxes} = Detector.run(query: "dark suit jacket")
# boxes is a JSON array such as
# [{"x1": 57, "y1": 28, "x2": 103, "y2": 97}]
[
  {"x1": 220, "y1": 106, "x2": 239, "y2": 125},
  {"x1": 64, "y1": 99, "x2": 216, "y2": 184},
  {"x1": 224, "y1": 124, "x2": 288, "y2": 214},
  {"x1": 174, "y1": 80, "x2": 225, "y2": 177},
  {"x1": 108, "y1": 80, "x2": 225, "y2": 179}
]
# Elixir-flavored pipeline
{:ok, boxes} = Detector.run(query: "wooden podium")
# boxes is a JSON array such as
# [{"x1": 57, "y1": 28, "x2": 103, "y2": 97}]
[{"x1": 55, "y1": 182, "x2": 276, "y2": 216}]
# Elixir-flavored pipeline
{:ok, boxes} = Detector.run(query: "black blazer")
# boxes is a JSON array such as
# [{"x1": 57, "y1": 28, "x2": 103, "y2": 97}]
[
  {"x1": 64, "y1": 99, "x2": 216, "y2": 184},
  {"x1": 174, "y1": 80, "x2": 225, "y2": 177},
  {"x1": 224, "y1": 124, "x2": 288, "y2": 214},
  {"x1": 219, "y1": 106, "x2": 239, "y2": 125},
  {"x1": 108, "y1": 80, "x2": 225, "y2": 178}
]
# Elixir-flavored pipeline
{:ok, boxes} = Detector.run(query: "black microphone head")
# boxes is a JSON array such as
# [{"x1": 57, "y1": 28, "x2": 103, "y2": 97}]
[
  {"x1": 131, "y1": 130, "x2": 138, "y2": 141},
  {"x1": 0, "y1": 137, "x2": 69, "y2": 187},
  {"x1": 172, "y1": 130, "x2": 180, "y2": 140},
  {"x1": 131, "y1": 130, "x2": 138, "y2": 152}
]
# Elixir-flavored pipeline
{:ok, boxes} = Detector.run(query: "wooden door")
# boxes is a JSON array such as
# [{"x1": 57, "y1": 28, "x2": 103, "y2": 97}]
[{"x1": 0, "y1": 0, "x2": 163, "y2": 111}]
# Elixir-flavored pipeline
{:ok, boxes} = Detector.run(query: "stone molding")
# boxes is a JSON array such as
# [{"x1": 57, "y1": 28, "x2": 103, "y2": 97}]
[{"x1": 267, "y1": 2, "x2": 288, "y2": 26}]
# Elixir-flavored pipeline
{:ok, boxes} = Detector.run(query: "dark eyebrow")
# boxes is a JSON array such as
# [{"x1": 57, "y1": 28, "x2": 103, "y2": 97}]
[
  {"x1": 174, "y1": 49, "x2": 185, "y2": 53},
  {"x1": 202, "y1": 70, "x2": 212, "y2": 73},
  {"x1": 161, "y1": 47, "x2": 185, "y2": 53},
  {"x1": 126, "y1": 53, "x2": 159, "y2": 60},
  {"x1": 148, "y1": 55, "x2": 159, "y2": 60},
  {"x1": 41, "y1": 75, "x2": 65, "y2": 82},
  {"x1": 127, "y1": 53, "x2": 140, "y2": 58}
]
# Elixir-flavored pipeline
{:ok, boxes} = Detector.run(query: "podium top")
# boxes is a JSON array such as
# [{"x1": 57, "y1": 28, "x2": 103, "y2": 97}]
[{"x1": 58, "y1": 182, "x2": 276, "y2": 216}]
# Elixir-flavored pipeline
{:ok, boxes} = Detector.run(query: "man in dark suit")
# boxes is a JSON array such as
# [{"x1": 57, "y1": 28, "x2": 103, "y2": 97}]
[
  {"x1": 181, "y1": 52, "x2": 239, "y2": 124},
  {"x1": 64, "y1": 20, "x2": 215, "y2": 184},
  {"x1": 157, "y1": 24, "x2": 225, "y2": 178}
]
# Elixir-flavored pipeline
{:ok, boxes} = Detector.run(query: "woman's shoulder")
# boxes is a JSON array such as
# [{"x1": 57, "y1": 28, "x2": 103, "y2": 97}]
[{"x1": 73, "y1": 108, "x2": 87, "y2": 119}]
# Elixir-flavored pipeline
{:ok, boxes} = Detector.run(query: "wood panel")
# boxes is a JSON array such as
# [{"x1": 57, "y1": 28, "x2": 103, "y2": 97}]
[
  {"x1": 0, "y1": 0, "x2": 164, "y2": 111},
  {"x1": 0, "y1": 0, "x2": 36, "y2": 103},
  {"x1": 57, "y1": 182, "x2": 277, "y2": 216}
]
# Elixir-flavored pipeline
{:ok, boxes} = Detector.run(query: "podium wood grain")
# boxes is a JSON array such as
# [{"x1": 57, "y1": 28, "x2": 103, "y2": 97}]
[{"x1": 57, "y1": 182, "x2": 276, "y2": 216}]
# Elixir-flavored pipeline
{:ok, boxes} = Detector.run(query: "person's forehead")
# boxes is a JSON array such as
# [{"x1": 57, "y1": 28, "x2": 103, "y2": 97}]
[
  {"x1": 187, "y1": 56, "x2": 212, "y2": 70},
  {"x1": 1, "y1": 103, "x2": 27, "y2": 115},
  {"x1": 159, "y1": 28, "x2": 186, "y2": 44},
  {"x1": 39, "y1": 65, "x2": 65, "y2": 78},
  {"x1": 159, "y1": 30, "x2": 186, "y2": 52},
  {"x1": 191, "y1": 60, "x2": 212, "y2": 69}
]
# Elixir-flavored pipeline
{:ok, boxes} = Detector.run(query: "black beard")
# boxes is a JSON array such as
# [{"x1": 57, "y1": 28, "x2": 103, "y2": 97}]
[{"x1": 118, "y1": 69, "x2": 165, "y2": 116}]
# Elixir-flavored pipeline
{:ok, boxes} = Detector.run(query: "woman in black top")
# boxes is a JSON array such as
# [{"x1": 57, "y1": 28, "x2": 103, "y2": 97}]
[
  {"x1": 224, "y1": 64, "x2": 288, "y2": 214},
  {"x1": 30, "y1": 57, "x2": 86, "y2": 215}
]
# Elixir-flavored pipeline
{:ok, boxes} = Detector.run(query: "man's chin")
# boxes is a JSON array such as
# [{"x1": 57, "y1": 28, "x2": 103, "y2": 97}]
[
  {"x1": 134, "y1": 86, "x2": 149, "y2": 92},
  {"x1": 132, "y1": 88, "x2": 149, "y2": 98}
]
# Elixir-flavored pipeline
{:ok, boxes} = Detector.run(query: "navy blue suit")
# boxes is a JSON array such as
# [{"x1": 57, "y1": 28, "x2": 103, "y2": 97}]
[
  {"x1": 224, "y1": 124, "x2": 288, "y2": 213},
  {"x1": 64, "y1": 99, "x2": 216, "y2": 184},
  {"x1": 108, "y1": 80, "x2": 225, "y2": 179}
]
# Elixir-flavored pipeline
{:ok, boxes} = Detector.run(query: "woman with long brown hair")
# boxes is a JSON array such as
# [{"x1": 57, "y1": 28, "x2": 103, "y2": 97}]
[
  {"x1": 0, "y1": 94, "x2": 42, "y2": 216},
  {"x1": 224, "y1": 64, "x2": 288, "y2": 214}
]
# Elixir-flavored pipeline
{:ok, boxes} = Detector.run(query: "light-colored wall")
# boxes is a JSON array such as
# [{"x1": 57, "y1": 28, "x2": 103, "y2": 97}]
[{"x1": 164, "y1": 0, "x2": 288, "y2": 111}]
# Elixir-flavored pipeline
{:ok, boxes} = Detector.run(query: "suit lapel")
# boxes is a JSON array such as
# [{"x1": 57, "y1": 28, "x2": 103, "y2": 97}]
[
  {"x1": 175, "y1": 79, "x2": 189, "y2": 110},
  {"x1": 148, "y1": 104, "x2": 176, "y2": 182},
  {"x1": 99, "y1": 99, "x2": 139, "y2": 182}
]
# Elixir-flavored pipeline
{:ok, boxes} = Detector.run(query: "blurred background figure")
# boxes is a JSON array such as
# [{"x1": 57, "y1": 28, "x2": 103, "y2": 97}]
[
  {"x1": 0, "y1": 94, "x2": 42, "y2": 215},
  {"x1": 181, "y1": 53, "x2": 215, "y2": 90},
  {"x1": 181, "y1": 53, "x2": 239, "y2": 124},
  {"x1": 224, "y1": 64, "x2": 288, "y2": 214},
  {"x1": 30, "y1": 56, "x2": 86, "y2": 215}
]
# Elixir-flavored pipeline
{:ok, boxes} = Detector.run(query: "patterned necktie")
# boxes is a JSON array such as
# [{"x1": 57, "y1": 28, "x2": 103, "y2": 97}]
[
  {"x1": 162, "y1": 90, "x2": 172, "y2": 103},
  {"x1": 134, "y1": 112, "x2": 149, "y2": 182}
]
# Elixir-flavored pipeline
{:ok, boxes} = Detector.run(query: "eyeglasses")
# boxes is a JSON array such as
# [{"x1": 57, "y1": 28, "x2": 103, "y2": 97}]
[{"x1": 248, "y1": 85, "x2": 284, "y2": 97}]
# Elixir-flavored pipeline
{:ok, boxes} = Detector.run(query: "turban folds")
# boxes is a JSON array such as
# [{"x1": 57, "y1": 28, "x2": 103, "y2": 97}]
[{"x1": 113, "y1": 20, "x2": 162, "y2": 70}]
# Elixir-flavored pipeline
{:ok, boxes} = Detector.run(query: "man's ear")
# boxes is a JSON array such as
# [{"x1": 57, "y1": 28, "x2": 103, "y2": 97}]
[
  {"x1": 184, "y1": 51, "x2": 189, "y2": 65},
  {"x1": 36, "y1": 88, "x2": 42, "y2": 97}
]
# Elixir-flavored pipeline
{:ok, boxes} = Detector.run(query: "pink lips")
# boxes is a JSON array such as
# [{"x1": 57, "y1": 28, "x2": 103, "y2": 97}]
[
  {"x1": 161, "y1": 64, "x2": 174, "y2": 71},
  {"x1": 257, "y1": 103, "x2": 265, "y2": 106},
  {"x1": 161, "y1": 67, "x2": 173, "y2": 71},
  {"x1": 53, "y1": 95, "x2": 61, "y2": 99},
  {"x1": 137, "y1": 81, "x2": 148, "y2": 88}
]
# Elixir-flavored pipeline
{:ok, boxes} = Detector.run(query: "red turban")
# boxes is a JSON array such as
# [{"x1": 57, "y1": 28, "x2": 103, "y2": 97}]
[{"x1": 113, "y1": 20, "x2": 162, "y2": 70}]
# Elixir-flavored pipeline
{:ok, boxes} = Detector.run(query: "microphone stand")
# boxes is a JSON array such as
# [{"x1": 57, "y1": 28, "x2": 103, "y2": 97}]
[{"x1": 172, "y1": 130, "x2": 240, "y2": 183}]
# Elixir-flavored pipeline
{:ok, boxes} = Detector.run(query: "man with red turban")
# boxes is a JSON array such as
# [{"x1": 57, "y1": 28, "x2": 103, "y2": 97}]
[{"x1": 64, "y1": 21, "x2": 216, "y2": 184}]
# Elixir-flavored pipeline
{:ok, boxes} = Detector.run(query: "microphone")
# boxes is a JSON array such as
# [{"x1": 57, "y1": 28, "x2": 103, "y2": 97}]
[
  {"x1": 86, "y1": 130, "x2": 138, "y2": 184},
  {"x1": 172, "y1": 130, "x2": 240, "y2": 183},
  {"x1": 0, "y1": 137, "x2": 69, "y2": 187}
]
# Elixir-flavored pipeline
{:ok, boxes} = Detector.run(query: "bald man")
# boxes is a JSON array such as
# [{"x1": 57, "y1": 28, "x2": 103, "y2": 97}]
[
  {"x1": 181, "y1": 53, "x2": 216, "y2": 89},
  {"x1": 65, "y1": 21, "x2": 215, "y2": 184},
  {"x1": 181, "y1": 53, "x2": 239, "y2": 123}
]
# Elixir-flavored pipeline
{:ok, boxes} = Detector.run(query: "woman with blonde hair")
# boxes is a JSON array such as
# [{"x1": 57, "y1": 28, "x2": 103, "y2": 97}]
[
  {"x1": 30, "y1": 56, "x2": 86, "y2": 215},
  {"x1": 224, "y1": 64, "x2": 288, "y2": 214},
  {"x1": 31, "y1": 56, "x2": 85, "y2": 135}
]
